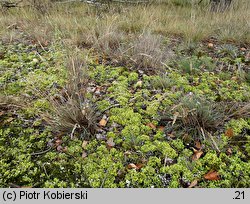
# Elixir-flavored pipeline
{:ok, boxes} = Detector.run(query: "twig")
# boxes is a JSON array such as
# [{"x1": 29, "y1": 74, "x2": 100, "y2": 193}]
[
  {"x1": 200, "y1": 127, "x2": 206, "y2": 141},
  {"x1": 207, "y1": 131, "x2": 220, "y2": 153},
  {"x1": 30, "y1": 147, "x2": 52, "y2": 156},
  {"x1": 100, "y1": 103, "x2": 120, "y2": 114},
  {"x1": 70, "y1": 123, "x2": 79, "y2": 139},
  {"x1": 100, "y1": 167, "x2": 111, "y2": 188}
]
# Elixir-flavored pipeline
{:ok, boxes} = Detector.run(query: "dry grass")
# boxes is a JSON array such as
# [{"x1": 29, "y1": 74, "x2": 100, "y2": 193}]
[
  {"x1": 163, "y1": 94, "x2": 250, "y2": 142},
  {"x1": 0, "y1": 0, "x2": 249, "y2": 46},
  {"x1": 128, "y1": 32, "x2": 172, "y2": 71},
  {"x1": 91, "y1": 28, "x2": 173, "y2": 71},
  {"x1": 43, "y1": 56, "x2": 97, "y2": 138}
]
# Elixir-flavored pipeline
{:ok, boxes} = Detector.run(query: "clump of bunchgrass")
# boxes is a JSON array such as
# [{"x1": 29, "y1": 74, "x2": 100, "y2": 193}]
[
  {"x1": 172, "y1": 95, "x2": 224, "y2": 139},
  {"x1": 43, "y1": 56, "x2": 97, "y2": 139},
  {"x1": 128, "y1": 32, "x2": 173, "y2": 72},
  {"x1": 161, "y1": 94, "x2": 250, "y2": 143}
]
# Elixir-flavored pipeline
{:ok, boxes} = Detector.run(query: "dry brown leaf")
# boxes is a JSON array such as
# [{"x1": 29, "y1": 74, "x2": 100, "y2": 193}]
[
  {"x1": 188, "y1": 180, "x2": 198, "y2": 188},
  {"x1": 167, "y1": 133, "x2": 175, "y2": 138},
  {"x1": 82, "y1": 140, "x2": 88, "y2": 149},
  {"x1": 240, "y1": 47, "x2": 246, "y2": 51},
  {"x1": 99, "y1": 118, "x2": 107, "y2": 127},
  {"x1": 55, "y1": 139, "x2": 63, "y2": 146},
  {"x1": 172, "y1": 112, "x2": 179, "y2": 126},
  {"x1": 158, "y1": 126, "x2": 165, "y2": 132},
  {"x1": 225, "y1": 128, "x2": 234, "y2": 137},
  {"x1": 195, "y1": 141, "x2": 202, "y2": 150},
  {"x1": 204, "y1": 170, "x2": 220, "y2": 181},
  {"x1": 146, "y1": 123, "x2": 156, "y2": 129},
  {"x1": 127, "y1": 163, "x2": 137, "y2": 169},
  {"x1": 192, "y1": 150, "x2": 203, "y2": 161},
  {"x1": 107, "y1": 137, "x2": 115, "y2": 148},
  {"x1": 82, "y1": 151, "x2": 88, "y2": 158},
  {"x1": 136, "y1": 163, "x2": 144, "y2": 170}
]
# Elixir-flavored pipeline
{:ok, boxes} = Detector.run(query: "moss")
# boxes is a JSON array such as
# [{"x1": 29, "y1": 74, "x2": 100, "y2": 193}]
[
  {"x1": 96, "y1": 100, "x2": 111, "y2": 112},
  {"x1": 171, "y1": 139, "x2": 185, "y2": 152},
  {"x1": 125, "y1": 157, "x2": 163, "y2": 188},
  {"x1": 1, "y1": 39, "x2": 250, "y2": 188},
  {"x1": 83, "y1": 145, "x2": 124, "y2": 188},
  {"x1": 128, "y1": 72, "x2": 139, "y2": 84},
  {"x1": 160, "y1": 163, "x2": 194, "y2": 188},
  {"x1": 225, "y1": 118, "x2": 250, "y2": 135},
  {"x1": 110, "y1": 108, "x2": 142, "y2": 126}
]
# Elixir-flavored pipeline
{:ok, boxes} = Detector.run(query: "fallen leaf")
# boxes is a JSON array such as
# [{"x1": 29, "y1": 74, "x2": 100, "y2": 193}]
[
  {"x1": 146, "y1": 123, "x2": 156, "y2": 129},
  {"x1": 225, "y1": 128, "x2": 234, "y2": 137},
  {"x1": 204, "y1": 170, "x2": 220, "y2": 181},
  {"x1": 56, "y1": 145, "x2": 63, "y2": 152},
  {"x1": 188, "y1": 180, "x2": 198, "y2": 188},
  {"x1": 167, "y1": 133, "x2": 175, "y2": 138},
  {"x1": 99, "y1": 118, "x2": 107, "y2": 127},
  {"x1": 231, "y1": 76, "x2": 237, "y2": 81},
  {"x1": 82, "y1": 140, "x2": 88, "y2": 149},
  {"x1": 240, "y1": 47, "x2": 246, "y2": 51},
  {"x1": 95, "y1": 86, "x2": 101, "y2": 92},
  {"x1": 195, "y1": 141, "x2": 202, "y2": 150},
  {"x1": 172, "y1": 112, "x2": 179, "y2": 126},
  {"x1": 107, "y1": 137, "x2": 115, "y2": 148},
  {"x1": 158, "y1": 126, "x2": 165, "y2": 132},
  {"x1": 192, "y1": 150, "x2": 203, "y2": 161},
  {"x1": 82, "y1": 151, "x2": 88, "y2": 158},
  {"x1": 127, "y1": 163, "x2": 137, "y2": 169},
  {"x1": 136, "y1": 163, "x2": 144, "y2": 170},
  {"x1": 5, "y1": 117, "x2": 14, "y2": 123},
  {"x1": 0, "y1": 111, "x2": 5, "y2": 116},
  {"x1": 226, "y1": 148, "x2": 232, "y2": 155},
  {"x1": 208, "y1": 43, "x2": 214, "y2": 48},
  {"x1": 55, "y1": 139, "x2": 63, "y2": 146}
]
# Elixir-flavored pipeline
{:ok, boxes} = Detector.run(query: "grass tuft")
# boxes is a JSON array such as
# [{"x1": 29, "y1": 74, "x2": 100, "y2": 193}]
[{"x1": 43, "y1": 56, "x2": 97, "y2": 138}]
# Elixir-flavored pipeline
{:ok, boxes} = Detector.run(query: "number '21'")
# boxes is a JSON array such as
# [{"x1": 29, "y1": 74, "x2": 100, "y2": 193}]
[{"x1": 234, "y1": 191, "x2": 244, "y2": 199}]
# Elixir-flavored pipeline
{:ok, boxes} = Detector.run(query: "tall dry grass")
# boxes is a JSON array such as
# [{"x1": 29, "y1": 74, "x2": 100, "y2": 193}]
[{"x1": 0, "y1": 0, "x2": 249, "y2": 45}]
